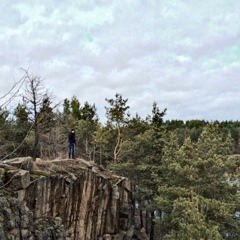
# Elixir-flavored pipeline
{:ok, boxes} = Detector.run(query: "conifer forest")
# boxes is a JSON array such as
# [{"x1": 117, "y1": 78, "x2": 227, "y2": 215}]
[{"x1": 1, "y1": 73, "x2": 240, "y2": 240}]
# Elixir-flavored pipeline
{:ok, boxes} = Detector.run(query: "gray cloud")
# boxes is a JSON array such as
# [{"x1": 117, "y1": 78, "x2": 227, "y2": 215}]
[{"x1": 0, "y1": 0, "x2": 240, "y2": 122}]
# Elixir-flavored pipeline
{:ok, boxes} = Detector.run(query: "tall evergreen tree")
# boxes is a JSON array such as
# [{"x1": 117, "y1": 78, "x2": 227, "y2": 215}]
[
  {"x1": 154, "y1": 124, "x2": 240, "y2": 239},
  {"x1": 112, "y1": 102, "x2": 166, "y2": 239}
]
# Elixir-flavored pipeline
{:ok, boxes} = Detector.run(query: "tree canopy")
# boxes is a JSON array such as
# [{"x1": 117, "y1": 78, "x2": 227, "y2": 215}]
[{"x1": 1, "y1": 72, "x2": 240, "y2": 239}]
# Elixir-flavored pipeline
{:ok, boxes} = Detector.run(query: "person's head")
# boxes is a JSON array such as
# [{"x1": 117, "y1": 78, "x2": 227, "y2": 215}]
[{"x1": 71, "y1": 128, "x2": 74, "y2": 133}]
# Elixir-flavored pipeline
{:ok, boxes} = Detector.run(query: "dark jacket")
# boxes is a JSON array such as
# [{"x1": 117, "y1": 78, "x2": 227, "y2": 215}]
[{"x1": 68, "y1": 132, "x2": 76, "y2": 144}]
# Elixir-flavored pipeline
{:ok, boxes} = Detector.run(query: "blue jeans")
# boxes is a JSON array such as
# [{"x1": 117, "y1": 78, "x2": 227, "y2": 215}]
[{"x1": 68, "y1": 143, "x2": 75, "y2": 159}]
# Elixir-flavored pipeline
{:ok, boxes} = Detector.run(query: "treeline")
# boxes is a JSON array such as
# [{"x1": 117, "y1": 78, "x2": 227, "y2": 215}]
[
  {"x1": 164, "y1": 119, "x2": 240, "y2": 154},
  {"x1": 1, "y1": 72, "x2": 240, "y2": 239}
]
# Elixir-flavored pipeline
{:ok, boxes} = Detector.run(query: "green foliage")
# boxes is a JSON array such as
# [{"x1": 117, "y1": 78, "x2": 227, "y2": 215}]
[
  {"x1": 64, "y1": 96, "x2": 99, "y2": 122},
  {"x1": 0, "y1": 108, "x2": 9, "y2": 125},
  {"x1": 14, "y1": 103, "x2": 29, "y2": 123},
  {"x1": 105, "y1": 93, "x2": 130, "y2": 162},
  {"x1": 61, "y1": 96, "x2": 99, "y2": 160},
  {"x1": 186, "y1": 119, "x2": 207, "y2": 129},
  {"x1": 63, "y1": 98, "x2": 71, "y2": 116},
  {"x1": 105, "y1": 93, "x2": 130, "y2": 126},
  {"x1": 163, "y1": 197, "x2": 223, "y2": 240},
  {"x1": 165, "y1": 120, "x2": 185, "y2": 130},
  {"x1": 92, "y1": 123, "x2": 110, "y2": 165},
  {"x1": 126, "y1": 114, "x2": 149, "y2": 138},
  {"x1": 70, "y1": 95, "x2": 81, "y2": 119},
  {"x1": 81, "y1": 101, "x2": 98, "y2": 123},
  {"x1": 153, "y1": 124, "x2": 240, "y2": 239},
  {"x1": 2, "y1": 72, "x2": 240, "y2": 239},
  {"x1": 151, "y1": 102, "x2": 166, "y2": 127},
  {"x1": 75, "y1": 119, "x2": 98, "y2": 160}
]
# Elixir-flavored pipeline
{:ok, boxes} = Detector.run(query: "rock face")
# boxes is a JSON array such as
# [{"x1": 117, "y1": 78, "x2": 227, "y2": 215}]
[{"x1": 0, "y1": 157, "x2": 136, "y2": 240}]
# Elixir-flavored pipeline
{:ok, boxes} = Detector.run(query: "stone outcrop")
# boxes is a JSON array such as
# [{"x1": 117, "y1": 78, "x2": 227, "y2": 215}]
[{"x1": 0, "y1": 157, "x2": 143, "y2": 240}]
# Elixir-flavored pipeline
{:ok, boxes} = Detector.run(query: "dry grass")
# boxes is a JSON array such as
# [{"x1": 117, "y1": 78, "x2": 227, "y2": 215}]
[
  {"x1": 32, "y1": 158, "x2": 87, "y2": 175},
  {"x1": 3, "y1": 157, "x2": 120, "y2": 180}
]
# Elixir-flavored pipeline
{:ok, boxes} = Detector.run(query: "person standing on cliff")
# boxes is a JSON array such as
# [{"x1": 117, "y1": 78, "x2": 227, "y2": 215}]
[{"x1": 68, "y1": 129, "x2": 76, "y2": 159}]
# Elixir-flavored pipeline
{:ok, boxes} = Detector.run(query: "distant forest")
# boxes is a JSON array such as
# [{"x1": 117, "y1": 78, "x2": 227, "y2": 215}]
[{"x1": 1, "y1": 72, "x2": 240, "y2": 239}]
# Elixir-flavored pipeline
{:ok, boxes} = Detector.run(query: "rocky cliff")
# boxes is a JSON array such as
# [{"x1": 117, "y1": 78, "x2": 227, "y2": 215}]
[{"x1": 0, "y1": 157, "x2": 147, "y2": 240}]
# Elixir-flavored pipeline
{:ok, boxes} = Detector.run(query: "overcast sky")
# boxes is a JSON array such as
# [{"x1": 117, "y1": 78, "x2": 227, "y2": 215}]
[{"x1": 1, "y1": 0, "x2": 240, "y2": 123}]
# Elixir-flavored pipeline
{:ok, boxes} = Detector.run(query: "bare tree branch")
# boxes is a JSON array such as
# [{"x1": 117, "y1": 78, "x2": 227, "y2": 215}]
[{"x1": 0, "y1": 68, "x2": 28, "y2": 109}]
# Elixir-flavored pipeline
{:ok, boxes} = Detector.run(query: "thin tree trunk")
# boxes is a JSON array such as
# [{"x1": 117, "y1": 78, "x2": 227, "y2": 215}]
[
  {"x1": 33, "y1": 120, "x2": 39, "y2": 160},
  {"x1": 150, "y1": 211, "x2": 155, "y2": 240},
  {"x1": 113, "y1": 126, "x2": 121, "y2": 163},
  {"x1": 140, "y1": 209, "x2": 144, "y2": 228},
  {"x1": 146, "y1": 211, "x2": 149, "y2": 235},
  {"x1": 100, "y1": 143, "x2": 102, "y2": 166}
]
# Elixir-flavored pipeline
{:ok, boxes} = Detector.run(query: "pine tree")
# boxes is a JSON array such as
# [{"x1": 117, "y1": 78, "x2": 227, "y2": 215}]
[
  {"x1": 105, "y1": 93, "x2": 130, "y2": 163},
  {"x1": 154, "y1": 124, "x2": 240, "y2": 239}
]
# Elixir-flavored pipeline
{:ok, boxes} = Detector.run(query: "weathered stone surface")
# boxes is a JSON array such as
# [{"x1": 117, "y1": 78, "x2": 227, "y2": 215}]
[
  {"x1": 0, "y1": 158, "x2": 137, "y2": 240},
  {"x1": 134, "y1": 228, "x2": 149, "y2": 240},
  {"x1": 3, "y1": 156, "x2": 33, "y2": 171},
  {"x1": 5, "y1": 169, "x2": 30, "y2": 190},
  {"x1": 0, "y1": 168, "x2": 5, "y2": 185}
]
